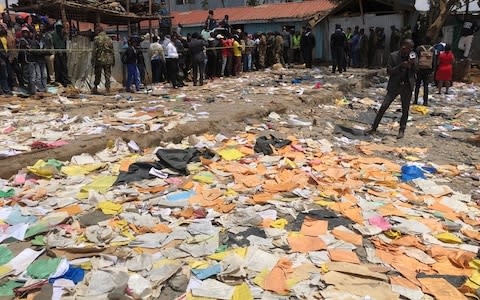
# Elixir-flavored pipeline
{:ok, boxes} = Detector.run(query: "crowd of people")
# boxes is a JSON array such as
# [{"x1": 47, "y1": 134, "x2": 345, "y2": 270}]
[
  {"x1": 0, "y1": 7, "x2": 464, "y2": 107},
  {"x1": 109, "y1": 10, "x2": 318, "y2": 91},
  {"x1": 331, "y1": 23, "x2": 459, "y2": 102},
  {"x1": 362, "y1": 33, "x2": 457, "y2": 140},
  {"x1": 0, "y1": 13, "x2": 71, "y2": 97},
  {"x1": 0, "y1": 9, "x2": 319, "y2": 95},
  {"x1": 330, "y1": 24, "x2": 418, "y2": 73}
]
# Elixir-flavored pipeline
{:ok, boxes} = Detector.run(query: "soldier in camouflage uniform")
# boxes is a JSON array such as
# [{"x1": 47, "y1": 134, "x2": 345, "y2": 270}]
[
  {"x1": 91, "y1": 25, "x2": 115, "y2": 94},
  {"x1": 274, "y1": 32, "x2": 285, "y2": 66},
  {"x1": 266, "y1": 32, "x2": 275, "y2": 67},
  {"x1": 258, "y1": 33, "x2": 267, "y2": 69}
]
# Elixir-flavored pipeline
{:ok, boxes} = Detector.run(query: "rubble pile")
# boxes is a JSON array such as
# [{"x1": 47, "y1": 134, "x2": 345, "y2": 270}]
[
  {"x1": 0, "y1": 122, "x2": 478, "y2": 299},
  {"x1": 0, "y1": 67, "x2": 479, "y2": 299}
]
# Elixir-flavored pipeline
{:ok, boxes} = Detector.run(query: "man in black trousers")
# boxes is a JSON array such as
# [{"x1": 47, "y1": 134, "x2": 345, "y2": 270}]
[
  {"x1": 366, "y1": 39, "x2": 417, "y2": 139},
  {"x1": 300, "y1": 27, "x2": 315, "y2": 68},
  {"x1": 330, "y1": 25, "x2": 347, "y2": 74}
]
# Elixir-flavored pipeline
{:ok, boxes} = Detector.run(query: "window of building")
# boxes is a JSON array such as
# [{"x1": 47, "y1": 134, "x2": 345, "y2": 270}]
[{"x1": 176, "y1": 0, "x2": 194, "y2": 5}]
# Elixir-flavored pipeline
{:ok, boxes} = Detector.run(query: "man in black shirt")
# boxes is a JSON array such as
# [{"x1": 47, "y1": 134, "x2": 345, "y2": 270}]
[
  {"x1": 330, "y1": 27, "x2": 347, "y2": 74},
  {"x1": 189, "y1": 32, "x2": 207, "y2": 86},
  {"x1": 366, "y1": 39, "x2": 417, "y2": 139},
  {"x1": 300, "y1": 27, "x2": 315, "y2": 68}
]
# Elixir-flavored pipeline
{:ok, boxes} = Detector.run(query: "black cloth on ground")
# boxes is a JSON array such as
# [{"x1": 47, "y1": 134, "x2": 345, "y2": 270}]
[
  {"x1": 334, "y1": 124, "x2": 370, "y2": 140},
  {"x1": 416, "y1": 273, "x2": 467, "y2": 288},
  {"x1": 226, "y1": 227, "x2": 267, "y2": 247},
  {"x1": 254, "y1": 135, "x2": 292, "y2": 155},
  {"x1": 289, "y1": 209, "x2": 353, "y2": 231},
  {"x1": 115, "y1": 148, "x2": 215, "y2": 185},
  {"x1": 155, "y1": 148, "x2": 215, "y2": 175}
]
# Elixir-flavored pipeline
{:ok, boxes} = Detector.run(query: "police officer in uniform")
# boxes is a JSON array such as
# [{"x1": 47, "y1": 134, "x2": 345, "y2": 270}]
[{"x1": 91, "y1": 25, "x2": 115, "y2": 94}]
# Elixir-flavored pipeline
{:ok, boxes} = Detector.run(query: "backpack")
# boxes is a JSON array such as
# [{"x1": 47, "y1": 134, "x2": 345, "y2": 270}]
[{"x1": 418, "y1": 45, "x2": 433, "y2": 69}]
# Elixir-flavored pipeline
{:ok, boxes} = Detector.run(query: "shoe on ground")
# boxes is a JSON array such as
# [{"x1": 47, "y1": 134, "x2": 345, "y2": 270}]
[
  {"x1": 397, "y1": 131, "x2": 405, "y2": 139},
  {"x1": 364, "y1": 128, "x2": 376, "y2": 135}
]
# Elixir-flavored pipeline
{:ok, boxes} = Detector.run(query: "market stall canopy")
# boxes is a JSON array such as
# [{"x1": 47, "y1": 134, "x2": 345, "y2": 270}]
[{"x1": 11, "y1": 0, "x2": 158, "y2": 25}]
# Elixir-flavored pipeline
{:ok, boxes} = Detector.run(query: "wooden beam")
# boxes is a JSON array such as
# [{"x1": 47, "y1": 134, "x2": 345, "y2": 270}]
[
  {"x1": 149, "y1": 0, "x2": 152, "y2": 40},
  {"x1": 69, "y1": 18, "x2": 72, "y2": 39},
  {"x1": 127, "y1": 0, "x2": 131, "y2": 36},
  {"x1": 359, "y1": 0, "x2": 365, "y2": 25},
  {"x1": 465, "y1": 0, "x2": 470, "y2": 19},
  {"x1": 4, "y1": 0, "x2": 8, "y2": 14},
  {"x1": 60, "y1": 0, "x2": 69, "y2": 36}
]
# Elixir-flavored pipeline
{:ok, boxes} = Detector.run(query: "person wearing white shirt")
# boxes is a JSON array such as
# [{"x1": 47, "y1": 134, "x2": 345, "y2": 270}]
[
  {"x1": 149, "y1": 36, "x2": 165, "y2": 83},
  {"x1": 164, "y1": 35, "x2": 179, "y2": 88}
]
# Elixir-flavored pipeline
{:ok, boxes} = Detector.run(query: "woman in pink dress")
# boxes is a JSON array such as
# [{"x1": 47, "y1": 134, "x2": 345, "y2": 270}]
[{"x1": 435, "y1": 44, "x2": 455, "y2": 94}]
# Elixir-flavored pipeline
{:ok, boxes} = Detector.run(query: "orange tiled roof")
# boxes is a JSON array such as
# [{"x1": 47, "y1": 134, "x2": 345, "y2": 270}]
[{"x1": 169, "y1": 0, "x2": 335, "y2": 27}]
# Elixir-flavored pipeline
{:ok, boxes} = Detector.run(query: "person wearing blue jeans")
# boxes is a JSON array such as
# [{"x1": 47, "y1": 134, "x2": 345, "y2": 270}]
[
  {"x1": 123, "y1": 38, "x2": 140, "y2": 92},
  {"x1": 34, "y1": 62, "x2": 47, "y2": 92},
  {"x1": 18, "y1": 27, "x2": 36, "y2": 95},
  {"x1": 126, "y1": 64, "x2": 140, "y2": 92},
  {"x1": 243, "y1": 34, "x2": 253, "y2": 72},
  {"x1": 33, "y1": 29, "x2": 49, "y2": 93}
]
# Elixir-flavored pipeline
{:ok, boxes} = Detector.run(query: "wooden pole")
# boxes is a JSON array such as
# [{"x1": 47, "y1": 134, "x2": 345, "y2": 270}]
[
  {"x1": 465, "y1": 0, "x2": 470, "y2": 20},
  {"x1": 149, "y1": 0, "x2": 152, "y2": 40},
  {"x1": 168, "y1": 0, "x2": 172, "y2": 34},
  {"x1": 69, "y1": 19, "x2": 72, "y2": 40},
  {"x1": 359, "y1": 0, "x2": 365, "y2": 25},
  {"x1": 116, "y1": 25, "x2": 119, "y2": 41},
  {"x1": 60, "y1": 0, "x2": 69, "y2": 37},
  {"x1": 127, "y1": 0, "x2": 131, "y2": 36},
  {"x1": 4, "y1": 0, "x2": 9, "y2": 14}
]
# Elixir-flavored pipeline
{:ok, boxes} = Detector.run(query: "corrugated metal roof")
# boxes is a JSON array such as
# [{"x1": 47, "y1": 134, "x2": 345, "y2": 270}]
[{"x1": 170, "y1": 0, "x2": 336, "y2": 27}]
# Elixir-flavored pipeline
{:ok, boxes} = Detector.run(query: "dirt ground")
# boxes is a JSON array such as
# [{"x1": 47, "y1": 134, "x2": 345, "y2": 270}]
[{"x1": 0, "y1": 66, "x2": 478, "y2": 194}]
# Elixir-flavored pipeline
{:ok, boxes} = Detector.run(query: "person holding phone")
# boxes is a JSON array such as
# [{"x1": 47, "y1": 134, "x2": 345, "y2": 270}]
[{"x1": 366, "y1": 39, "x2": 417, "y2": 139}]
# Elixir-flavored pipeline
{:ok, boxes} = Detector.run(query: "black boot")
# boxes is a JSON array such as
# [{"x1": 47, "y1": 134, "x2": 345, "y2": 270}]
[{"x1": 365, "y1": 128, "x2": 377, "y2": 135}]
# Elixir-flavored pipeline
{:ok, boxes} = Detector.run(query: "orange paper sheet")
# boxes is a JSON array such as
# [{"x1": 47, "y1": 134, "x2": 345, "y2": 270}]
[
  {"x1": 418, "y1": 277, "x2": 467, "y2": 300},
  {"x1": 263, "y1": 258, "x2": 293, "y2": 295},
  {"x1": 56, "y1": 204, "x2": 81, "y2": 216},
  {"x1": 331, "y1": 228, "x2": 363, "y2": 246},
  {"x1": 288, "y1": 235, "x2": 326, "y2": 253},
  {"x1": 328, "y1": 249, "x2": 360, "y2": 264},
  {"x1": 300, "y1": 217, "x2": 328, "y2": 236}
]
